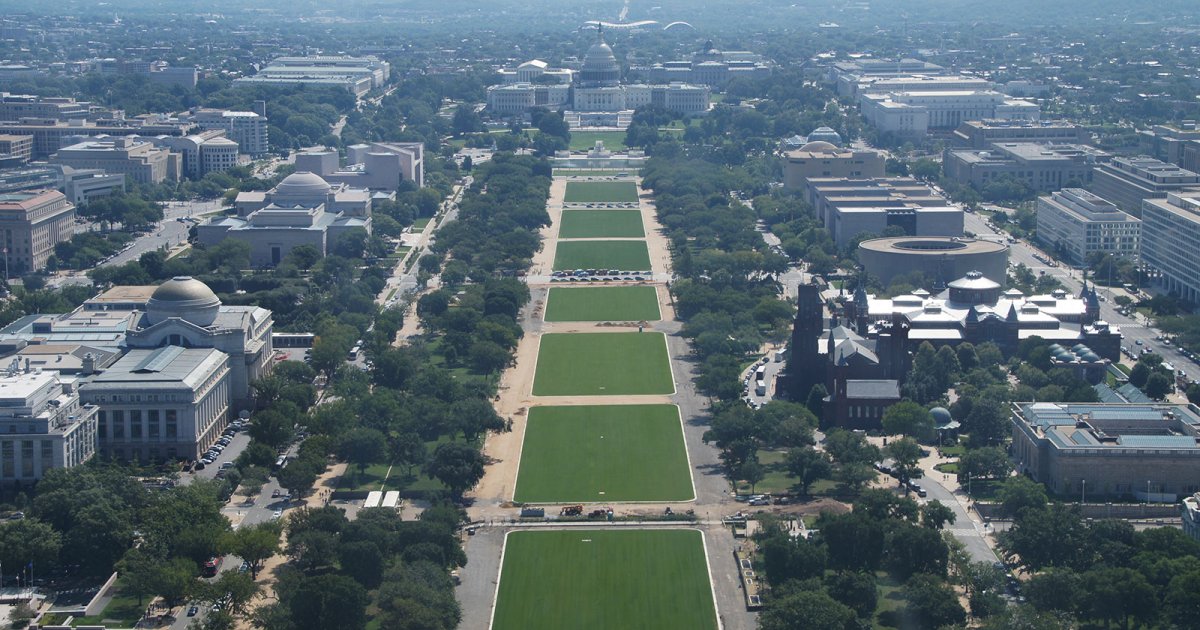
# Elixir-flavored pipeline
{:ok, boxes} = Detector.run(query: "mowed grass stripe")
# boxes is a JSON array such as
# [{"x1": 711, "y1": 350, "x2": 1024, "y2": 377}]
[
  {"x1": 514, "y1": 405, "x2": 692, "y2": 502},
  {"x1": 553, "y1": 240, "x2": 652, "y2": 271},
  {"x1": 545, "y1": 286, "x2": 661, "y2": 322},
  {"x1": 558, "y1": 210, "x2": 644, "y2": 238},
  {"x1": 532, "y1": 332, "x2": 673, "y2": 396},
  {"x1": 492, "y1": 529, "x2": 718, "y2": 630},
  {"x1": 564, "y1": 181, "x2": 640, "y2": 203}
]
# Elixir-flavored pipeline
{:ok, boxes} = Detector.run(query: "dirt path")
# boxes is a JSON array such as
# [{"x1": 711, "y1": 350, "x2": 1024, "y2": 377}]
[{"x1": 529, "y1": 178, "x2": 566, "y2": 275}]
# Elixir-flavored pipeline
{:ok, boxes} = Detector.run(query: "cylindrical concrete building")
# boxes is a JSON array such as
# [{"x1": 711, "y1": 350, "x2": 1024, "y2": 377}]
[{"x1": 858, "y1": 236, "x2": 1009, "y2": 286}]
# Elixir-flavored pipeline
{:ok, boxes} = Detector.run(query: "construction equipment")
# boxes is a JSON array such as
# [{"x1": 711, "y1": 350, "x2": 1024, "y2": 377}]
[{"x1": 560, "y1": 505, "x2": 583, "y2": 516}]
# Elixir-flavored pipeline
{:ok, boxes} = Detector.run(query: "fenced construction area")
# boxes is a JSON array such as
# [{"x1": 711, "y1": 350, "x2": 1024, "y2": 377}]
[
  {"x1": 558, "y1": 210, "x2": 645, "y2": 238},
  {"x1": 491, "y1": 529, "x2": 718, "y2": 630},
  {"x1": 532, "y1": 332, "x2": 673, "y2": 396},
  {"x1": 514, "y1": 404, "x2": 693, "y2": 503},
  {"x1": 563, "y1": 181, "x2": 640, "y2": 203},
  {"x1": 544, "y1": 286, "x2": 661, "y2": 322},
  {"x1": 552, "y1": 240, "x2": 652, "y2": 271}
]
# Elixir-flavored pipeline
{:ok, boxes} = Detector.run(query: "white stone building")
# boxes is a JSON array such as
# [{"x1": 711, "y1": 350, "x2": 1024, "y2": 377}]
[
  {"x1": 1035, "y1": 188, "x2": 1140, "y2": 266},
  {"x1": 0, "y1": 367, "x2": 97, "y2": 482}
]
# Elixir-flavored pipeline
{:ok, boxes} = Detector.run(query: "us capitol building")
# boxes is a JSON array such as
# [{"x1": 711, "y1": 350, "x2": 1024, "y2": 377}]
[{"x1": 487, "y1": 30, "x2": 710, "y2": 128}]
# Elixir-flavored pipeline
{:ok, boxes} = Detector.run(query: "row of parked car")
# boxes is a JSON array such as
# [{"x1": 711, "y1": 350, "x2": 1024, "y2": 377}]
[
  {"x1": 874, "y1": 463, "x2": 928, "y2": 497},
  {"x1": 194, "y1": 419, "x2": 248, "y2": 470}
]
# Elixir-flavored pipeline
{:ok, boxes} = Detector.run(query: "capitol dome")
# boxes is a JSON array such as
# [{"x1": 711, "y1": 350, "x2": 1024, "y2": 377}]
[
  {"x1": 273, "y1": 171, "x2": 332, "y2": 199},
  {"x1": 799, "y1": 140, "x2": 839, "y2": 153},
  {"x1": 580, "y1": 31, "x2": 621, "y2": 86},
  {"x1": 146, "y1": 276, "x2": 222, "y2": 327}
]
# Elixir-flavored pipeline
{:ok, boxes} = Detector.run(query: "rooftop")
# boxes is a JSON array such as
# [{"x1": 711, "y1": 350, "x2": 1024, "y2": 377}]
[{"x1": 1016, "y1": 402, "x2": 1200, "y2": 452}]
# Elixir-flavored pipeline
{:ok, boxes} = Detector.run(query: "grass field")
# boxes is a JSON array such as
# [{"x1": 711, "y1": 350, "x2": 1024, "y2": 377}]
[
  {"x1": 564, "y1": 181, "x2": 640, "y2": 203},
  {"x1": 514, "y1": 405, "x2": 692, "y2": 502},
  {"x1": 544, "y1": 286, "x2": 661, "y2": 322},
  {"x1": 568, "y1": 130, "x2": 628, "y2": 152},
  {"x1": 532, "y1": 332, "x2": 673, "y2": 395},
  {"x1": 558, "y1": 210, "x2": 644, "y2": 238},
  {"x1": 552, "y1": 240, "x2": 652, "y2": 271},
  {"x1": 492, "y1": 529, "x2": 717, "y2": 630}
]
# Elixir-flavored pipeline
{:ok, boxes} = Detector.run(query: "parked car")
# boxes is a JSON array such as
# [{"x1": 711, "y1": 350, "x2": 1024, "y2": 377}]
[{"x1": 187, "y1": 606, "x2": 198, "y2": 617}]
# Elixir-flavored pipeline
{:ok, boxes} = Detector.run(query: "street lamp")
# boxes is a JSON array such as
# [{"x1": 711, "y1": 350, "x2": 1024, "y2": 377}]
[{"x1": 1081, "y1": 479, "x2": 1087, "y2": 506}]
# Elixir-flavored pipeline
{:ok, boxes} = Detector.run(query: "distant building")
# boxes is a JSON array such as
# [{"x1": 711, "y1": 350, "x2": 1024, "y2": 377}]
[
  {"x1": 1141, "y1": 192, "x2": 1200, "y2": 303},
  {"x1": 0, "y1": 366, "x2": 97, "y2": 483},
  {"x1": 1012, "y1": 402, "x2": 1200, "y2": 501},
  {"x1": 1090, "y1": 156, "x2": 1200, "y2": 216},
  {"x1": 234, "y1": 55, "x2": 390, "y2": 97},
  {"x1": 826, "y1": 57, "x2": 950, "y2": 97},
  {"x1": 0, "y1": 189, "x2": 76, "y2": 275},
  {"x1": 151, "y1": 131, "x2": 239, "y2": 179},
  {"x1": 50, "y1": 136, "x2": 180, "y2": 184},
  {"x1": 0, "y1": 117, "x2": 198, "y2": 160},
  {"x1": 0, "y1": 134, "x2": 32, "y2": 163},
  {"x1": 0, "y1": 164, "x2": 124, "y2": 204},
  {"x1": 1138, "y1": 121, "x2": 1200, "y2": 173},
  {"x1": 0, "y1": 94, "x2": 92, "y2": 122},
  {"x1": 782, "y1": 141, "x2": 885, "y2": 190},
  {"x1": 296, "y1": 140, "x2": 424, "y2": 190},
  {"x1": 644, "y1": 40, "x2": 772, "y2": 87},
  {"x1": 1184, "y1": 493, "x2": 1200, "y2": 541},
  {"x1": 953, "y1": 119, "x2": 1091, "y2": 149},
  {"x1": 1035, "y1": 188, "x2": 1140, "y2": 266},
  {"x1": 857, "y1": 236, "x2": 1008, "y2": 286},
  {"x1": 183, "y1": 108, "x2": 270, "y2": 157},
  {"x1": 202, "y1": 172, "x2": 371, "y2": 267},
  {"x1": 859, "y1": 90, "x2": 1040, "y2": 136},
  {"x1": 804, "y1": 177, "x2": 963, "y2": 248},
  {"x1": 943, "y1": 143, "x2": 1108, "y2": 193}
]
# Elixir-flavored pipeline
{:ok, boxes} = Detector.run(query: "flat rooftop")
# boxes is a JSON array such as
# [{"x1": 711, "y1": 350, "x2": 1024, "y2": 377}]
[{"x1": 1016, "y1": 402, "x2": 1200, "y2": 452}]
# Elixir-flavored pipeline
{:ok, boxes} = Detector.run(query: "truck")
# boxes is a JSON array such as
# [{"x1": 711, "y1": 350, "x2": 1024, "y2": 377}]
[{"x1": 520, "y1": 507, "x2": 545, "y2": 518}]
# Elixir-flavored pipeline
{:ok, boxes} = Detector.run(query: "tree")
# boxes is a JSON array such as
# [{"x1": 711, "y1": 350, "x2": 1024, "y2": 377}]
[
  {"x1": 996, "y1": 476, "x2": 1048, "y2": 517},
  {"x1": 958, "y1": 446, "x2": 1013, "y2": 481},
  {"x1": 885, "y1": 437, "x2": 924, "y2": 490},
  {"x1": 999, "y1": 503, "x2": 1092, "y2": 571},
  {"x1": 740, "y1": 457, "x2": 766, "y2": 495},
  {"x1": 805, "y1": 383, "x2": 827, "y2": 419},
  {"x1": 0, "y1": 518, "x2": 62, "y2": 576},
  {"x1": 277, "y1": 459, "x2": 321, "y2": 499},
  {"x1": 336, "y1": 428, "x2": 388, "y2": 475},
  {"x1": 1079, "y1": 567, "x2": 1157, "y2": 628},
  {"x1": 223, "y1": 521, "x2": 282, "y2": 580},
  {"x1": 339, "y1": 541, "x2": 386, "y2": 588},
  {"x1": 885, "y1": 525, "x2": 949, "y2": 579},
  {"x1": 785, "y1": 447, "x2": 831, "y2": 496},
  {"x1": 425, "y1": 442, "x2": 485, "y2": 499},
  {"x1": 921, "y1": 500, "x2": 957, "y2": 530},
  {"x1": 823, "y1": 428, "x2": 881, "y2": 466},
  {"x1": 761, "y1": 533, "x2": 827, "y2": 585},
  {"x1": 156, "y1": 557, "x2": 198, "y2": 609},
  {"x1": 116, "y1": 547, "x2": 159, "y2": 606},
  {"x1": 1145, "y1": 372, "x2": 1173, "y2": 400},
  {"x1": 825, "y1": 571, "x2": 877, "y2": 618},
  {"x1": 288, "y1": 574, "x2": 370, "y2": 630},
  {"x1": 759, "y1": 589, "x2": 857, "y2": 630},
  {"x1": 838, "y1": 463, "x2": 877, "y2": 491},
  {"x1": 882, "y1": 401, "x2": 935, "y2": 442},
  {"x1": 1165, "y1": 570, "x2": 1200, "y2": 628},
  {"x1": 902, "y1": 573, "x2": 967, "y2": 628}
]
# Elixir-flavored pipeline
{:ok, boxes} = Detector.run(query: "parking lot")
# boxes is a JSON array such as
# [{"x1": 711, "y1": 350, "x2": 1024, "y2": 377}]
[{"x1": 549, "y1": 269, "x2": 653, "y2": 283}]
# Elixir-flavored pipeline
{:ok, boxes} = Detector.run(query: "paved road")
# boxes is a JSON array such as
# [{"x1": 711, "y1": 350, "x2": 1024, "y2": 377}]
[{"x1": 379, "y1": 176, "x2": 469, "y2": 311}]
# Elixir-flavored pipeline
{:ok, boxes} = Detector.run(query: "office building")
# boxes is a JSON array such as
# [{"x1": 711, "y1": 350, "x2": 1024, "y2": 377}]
[
  {"x1": 1091, "y1": 156, "x2": 1200, "y2": 216},
  {"x1": 805, "y1": 177, "x2": 963, "y2": 247},
  {"x1": 202, "y1": 172, "x2": 371, "y2": 267},
  {"x1": 943, "y1": 143, "x2": 1108, "y2": 193},
  {"x1": 1035, "y1": 188, "x2": 1140, "y2": 266},
  {"x1": 234, "y1": 55, "x2": 390, "y2": 97},
  {"x1": 0, "y1": 366, "x2": 97, "y2": 483},
  {"x1": 0, "y1": 94, "x2": 92, "y2": 122},
  {"x1": 0, "y1": 117, "x2": 197, "y2": 160},
  {"x1": 858, "y1": 236, "x2": 1009, "y2": 286},
  {"x1": 1142, "y1": 192, "x2": 1200, "y2": 302},
  {"x1": 183, "y1": 108, "x2": 270, "y2": 157},
  {"x1": 1138, "y1": 122, "x2": 1200, "y2": 172},
  {"x1": 152, "y1": 131, "x2": 239, "y2": 179},
  {"x1": 953, "y1": 119, "x2": 1091, "y2": 149},
  {"x1": 0, "y1": 164, "x2": 124, "y2": 205},
  {"x1": 0, "y1": 134, "x2": 32, "y2": 163},
  {"x1": 782, "y1": 141, "x2": 885, "y2": 190},
  {"x1": 827, "y1": 58, "x2": 950, "y2": 97},
  {"x1": 1011, "y1": 402, "x2": 1200, "y2": 501},
  {"x1": 50, "y1": 136, "x2": 180, "y2": 184},
  {"x1": 859, "y1": 90, "x2": 1040, "y2": 136},
  {"x1": 486, "y1": 83, "x2": 572, "y2": 116},
  {"x1": 0, "y1": 190, "x2": 76, "y2": 275},
  {"x1": 1185, "y1": 493, "x2": 1200, "y2": 541},
  {"x1": 80, "y1": 346, "x2": 230, "y2": 462},
  {"x1": 296, "y1": 140, "x2": 424, "y2": 190},
  {"x1": 644, "y1": 40, "x2": 772, "y2": 87}
]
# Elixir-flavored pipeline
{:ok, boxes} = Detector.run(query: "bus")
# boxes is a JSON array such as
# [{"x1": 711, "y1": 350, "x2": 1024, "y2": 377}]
[
  {"x1": 271, "y1": 332, "x2": 315, "y2": 348},
  {"x1": 347, "y1": 344, "x2": 361, "y2": 361}
]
